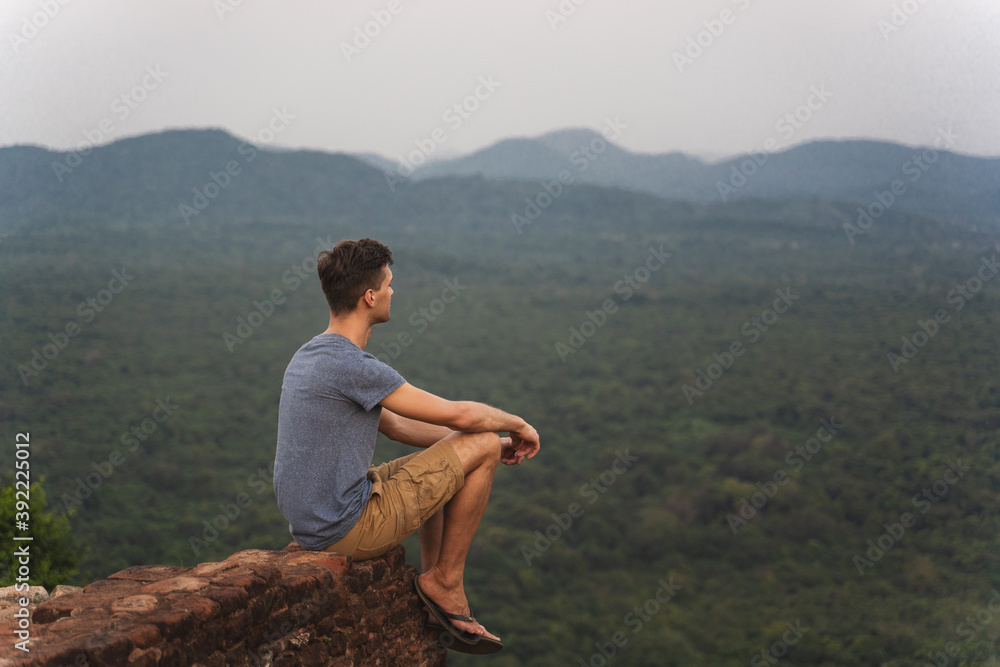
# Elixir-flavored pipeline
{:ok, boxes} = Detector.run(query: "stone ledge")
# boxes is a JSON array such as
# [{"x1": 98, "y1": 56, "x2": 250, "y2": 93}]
[{"x1": 0, "y1": 545, "x2": 446, "y2": 666}]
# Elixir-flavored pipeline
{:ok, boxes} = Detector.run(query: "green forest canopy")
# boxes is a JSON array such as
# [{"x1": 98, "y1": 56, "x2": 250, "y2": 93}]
[{"x1": 1, "y1": 138, "x2": 998, "y2": 665}]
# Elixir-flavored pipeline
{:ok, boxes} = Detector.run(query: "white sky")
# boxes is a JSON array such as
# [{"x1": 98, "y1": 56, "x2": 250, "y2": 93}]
[{"x1": 1, "y1": 0, "x2": 998, "y2": 161}]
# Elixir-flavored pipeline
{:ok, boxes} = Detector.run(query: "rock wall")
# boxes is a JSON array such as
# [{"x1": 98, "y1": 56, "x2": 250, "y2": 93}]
[{"x1": 0, "y1": 544, "x2": 447, "y2": 666}]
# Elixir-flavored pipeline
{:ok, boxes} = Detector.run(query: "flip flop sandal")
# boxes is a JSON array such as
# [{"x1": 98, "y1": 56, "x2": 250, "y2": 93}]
[{"x1": 414, "y1": 576, "x2": 503, "y2": 654}]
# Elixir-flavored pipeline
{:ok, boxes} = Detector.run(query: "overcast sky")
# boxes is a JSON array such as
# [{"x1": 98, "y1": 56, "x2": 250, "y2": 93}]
[{"x1": 2, "y1": 0, "x2": 998, "y2": 162}]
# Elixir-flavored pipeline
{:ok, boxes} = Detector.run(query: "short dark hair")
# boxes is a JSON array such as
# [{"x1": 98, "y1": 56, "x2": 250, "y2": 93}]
[{"x1": 317, "y1": 238, "x2": 394, "y2": 316}]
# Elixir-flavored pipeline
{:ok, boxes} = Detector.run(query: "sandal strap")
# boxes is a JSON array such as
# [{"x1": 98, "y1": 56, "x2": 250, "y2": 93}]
[{"x1": 440, "y1": 609, "x2": 476, "y2": 624}]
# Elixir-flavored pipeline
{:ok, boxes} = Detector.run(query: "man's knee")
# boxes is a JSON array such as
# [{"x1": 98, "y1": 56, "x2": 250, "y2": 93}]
[{"x1": 446, "y1": 431, "x2": 501, "y2": 472}]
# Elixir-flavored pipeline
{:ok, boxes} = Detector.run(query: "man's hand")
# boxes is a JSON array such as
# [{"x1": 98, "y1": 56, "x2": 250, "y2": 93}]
[{"x1": 500, "y1": 423, "x2": 540, "y2": 465}]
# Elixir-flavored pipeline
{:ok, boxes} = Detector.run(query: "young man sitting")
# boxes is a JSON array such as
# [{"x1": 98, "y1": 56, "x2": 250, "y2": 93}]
[{"x1": 273, "y1": 238, "x2": 540, "y2": 653}]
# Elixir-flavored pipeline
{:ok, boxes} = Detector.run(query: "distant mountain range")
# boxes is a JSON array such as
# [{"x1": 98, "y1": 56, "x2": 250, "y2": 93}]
[
  {"x1": 0, "y1": 129, "x2": 393, "y2": 228},
  {"x1": 1, "y1": 128, "x2": 998, "y2": 230},
  {"x1": 359, "y1": 127, "x2": 1000, "y2": 227}
]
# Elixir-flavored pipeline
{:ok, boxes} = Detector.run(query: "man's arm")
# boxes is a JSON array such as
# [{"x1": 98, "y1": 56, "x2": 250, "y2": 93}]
[
  {"x1": 379, "y1": 382, "x2": 540, "y2": 461},
  {"x1": 378, "y1": 408, "x2": 452, "y2": 448}
]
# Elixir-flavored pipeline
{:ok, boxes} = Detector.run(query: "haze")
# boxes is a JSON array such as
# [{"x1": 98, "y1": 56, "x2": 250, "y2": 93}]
[{"x1": 1, "y1": 0, "x2": 998, "y2": 161}]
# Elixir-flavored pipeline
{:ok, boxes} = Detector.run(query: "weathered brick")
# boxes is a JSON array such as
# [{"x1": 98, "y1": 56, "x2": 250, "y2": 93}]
[
  {"x1": 8, "y1": 545, "x2": 447, "y2": 667},
  {"x1": 183, "y1": 621, "x2": 225, "y2": 662},
  {"x1": 188, "y1": 560, "x2": 238, "y2": 578},
  {"x1": 80, "y1": 630, "x2": 134, "y2": 665},
  {"x1": 362, "y1": 588, "x2": 382, "y2": 609},
  {"x1": 140, "y1": 576, "x2": 210, "y2": 595},
  {"x1": 367, "y1": 557, "x2": 390, "y2": 583},
  {"x1": 274, "y1": 572, "x2": 321, "y2": 600},
  {"x1": 165, "y1": 593, "x2": 220, "y2": 622},
  {"x1": 246, "y1": 586, "x2": 281, "y2": 624},
  {"x1": 222, "y1": 549, "x2": 284, "y2": 570},
  {"x1": 262, "y1": 606, "x2": 296, "y2": 638},
  {"x1": 348, "y1": 561, "x2": 375, "y2": 594},
  {"x1": 208, "y1": 572, "x2": 268, "y2": 598},
  {"x1": 34, "y1": 613, "x2": 110, "y2": 641},
  {"x1": 12, "y1": 643, "x2": 91, "y2": 667},
  {"x1": 126, "y1": 645, "x2": 161, "y2": 667},
  {"x1": 328, "y1": 606, "x2": 356, "y2": 629},
  {"x1": 81, "y1": 578, "x2": 141, "y2": 596},
  {"x1": 382, "y1": 546, "x2": 406, "y2": 571},
  {"x1": 295, "y1": 642, "x2": 338, "y2": 667},
  {"x1": 193, "y1": 650, "x2": 227, "y2": 667},
  {"x1": 120, "y1": 623, "x2": 163, "y2": 650},
  {"x1": 283, "y1": 551, "x2": 352, "y2": 582},
  {"x1": 244, "y1": 563, "x2": 282, "y2": 588},
  {"x1": 109, "y1": 564, "x2": 190, "y2": 583},
  {"x1": 220, "y1": 608, "x2": 252, "y2": 640},
  {"x1": 221, "y1": 639, "x2": 249, "y2": 665},
  {"x1": 365, "y1": 607, "x2": 391, "y2": 630},
  {"x1": 200, "y1": 584, "x2": 250, "y2": 615},
  {"x1": 31, "y1": 599, "x2": 78, "y2": 624},
  {"x1": 111, "y1": 594, "x2": 159, "y2": 615},
  {"x1": 143, "y1": 606, "x2": 196, "y2": 641}
]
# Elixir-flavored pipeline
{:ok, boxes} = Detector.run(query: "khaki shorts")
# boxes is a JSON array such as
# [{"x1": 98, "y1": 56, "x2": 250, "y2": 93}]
[{"x1": 322, "y1": 439, "x2": 465, "y2": 561}]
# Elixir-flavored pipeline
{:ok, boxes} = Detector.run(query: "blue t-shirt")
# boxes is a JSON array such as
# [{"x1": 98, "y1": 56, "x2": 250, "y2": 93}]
[{"x1": 273, "y1": 333, "x2": 405, "y2": 549}]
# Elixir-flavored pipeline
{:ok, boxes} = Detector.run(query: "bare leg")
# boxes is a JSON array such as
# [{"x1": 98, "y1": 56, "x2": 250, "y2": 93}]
[
  {"x1": 418, "y1": 509, "x2": 443, "y2": 624},
  {"x1": 417, "y1": 431, "x2": 501, "y2": 641},
  {"x1": 418, "y1": 509, "x2": 443, "y2": 572}
]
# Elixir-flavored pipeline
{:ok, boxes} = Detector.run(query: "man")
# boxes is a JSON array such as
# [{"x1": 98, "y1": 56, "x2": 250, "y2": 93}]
[{"x1": 273, "y1": 238, "x2": 540, "y2": 653}]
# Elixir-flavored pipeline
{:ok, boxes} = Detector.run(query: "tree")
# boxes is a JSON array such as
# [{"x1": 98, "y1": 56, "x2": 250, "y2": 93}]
[{"x1": 1, "y1": 477, "x2": 83, "y2": 590}]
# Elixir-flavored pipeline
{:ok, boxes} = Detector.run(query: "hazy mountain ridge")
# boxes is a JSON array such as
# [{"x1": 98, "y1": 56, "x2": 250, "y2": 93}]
[
  {"x1": 3, "y1": 128, "x2": 998, "y2": 234},
  {"x1": 364, "y1": 128, "x2": 1000, "y2": 226},
  {"x1": 0, "y1": 129, "x2": 391, "y2": 229}
]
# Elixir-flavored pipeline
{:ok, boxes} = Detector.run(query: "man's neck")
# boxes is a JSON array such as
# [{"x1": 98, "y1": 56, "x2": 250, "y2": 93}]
[{"x1": 324, "y1": 314, "x2": 373, "y2": 350}]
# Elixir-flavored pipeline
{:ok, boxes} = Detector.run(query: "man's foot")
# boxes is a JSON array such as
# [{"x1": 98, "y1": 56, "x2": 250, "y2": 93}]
[{"x1": 415, "y1": 570, "x2": 500, "y2": 643}]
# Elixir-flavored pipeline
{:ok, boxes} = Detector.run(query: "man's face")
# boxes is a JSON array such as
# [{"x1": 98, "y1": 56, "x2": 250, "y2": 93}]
[{"x1": 371, "y1": 266, "x2": 393, "y2": 323}]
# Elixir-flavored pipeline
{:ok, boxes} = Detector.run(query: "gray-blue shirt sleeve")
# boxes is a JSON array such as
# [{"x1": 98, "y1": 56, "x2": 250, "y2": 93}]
[{"x1": 338, "y1": 350, "x2": 406, "y2": 410}]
